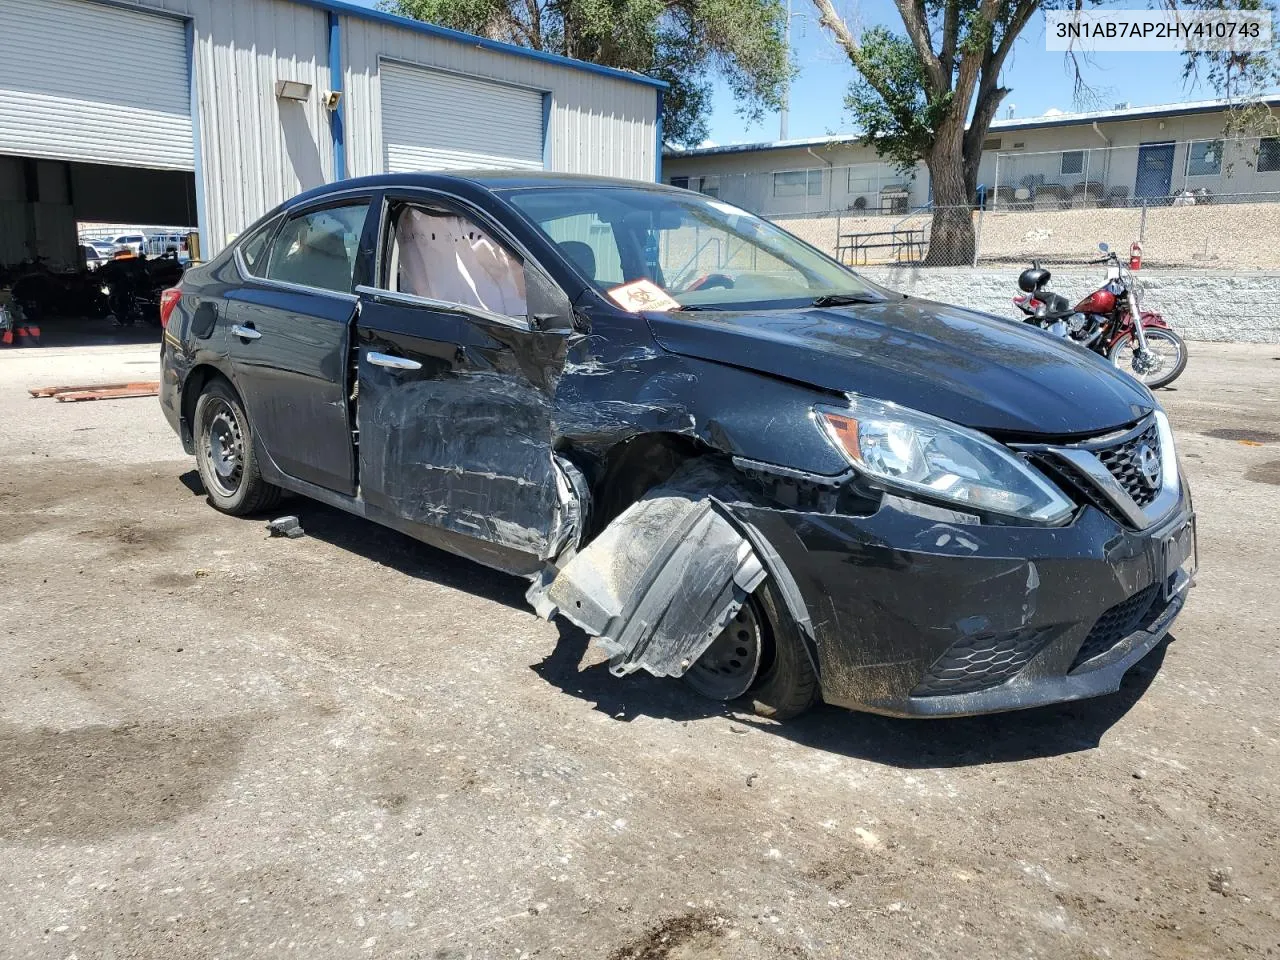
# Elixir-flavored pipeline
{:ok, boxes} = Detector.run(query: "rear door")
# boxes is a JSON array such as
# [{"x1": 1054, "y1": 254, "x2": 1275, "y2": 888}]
[
  {"x1": 223, "y1": 195, "x2": 373, "y2": 495},
  {"x1": 353, "y1": 190, "x2": 570, "y2": 567}
]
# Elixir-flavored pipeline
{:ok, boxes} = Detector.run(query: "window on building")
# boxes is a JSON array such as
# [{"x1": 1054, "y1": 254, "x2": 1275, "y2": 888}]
[
  {"x1": 1258, "y1": 138, "x2": 1280, "y2": 173},
  {"x1": 982, "y1": 137, "x2": 1002, "y2": 151},
  {"x1": 773, "y1": 169, "x2": 822, "y2": 198},
  {"x1": 669, "y1": 176, "x2": 690, "y2": 189},
  {"x1": 1061, "y1": 151, "x2": 1085, "y2": 175},
  {"x1": 1186, "y1": 140, "x2": 1223, "y2": 177},
  {"x1": 266, "y1": 202, "x2": 369, "y2": 293},
  {"x1": 697, "y1": 176, "x2": 720, "y2": 198}
]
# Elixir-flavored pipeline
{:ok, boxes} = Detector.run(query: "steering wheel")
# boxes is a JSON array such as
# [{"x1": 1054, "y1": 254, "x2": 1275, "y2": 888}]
[{"x1": 677, "y1": 272, "x2": 736, "y2": 293}]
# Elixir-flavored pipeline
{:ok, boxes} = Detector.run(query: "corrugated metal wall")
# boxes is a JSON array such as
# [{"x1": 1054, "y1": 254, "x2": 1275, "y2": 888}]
[
  {"x1": 341, "y1": 17, "x2": 657, "y2": 183},
  {"x1": 123, "y1": 0, "x2": 657, "y2": 256}
]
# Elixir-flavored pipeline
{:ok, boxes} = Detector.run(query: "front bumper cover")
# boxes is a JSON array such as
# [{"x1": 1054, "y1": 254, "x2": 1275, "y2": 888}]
[{"x1": 732, "y1": 489, "x2": 1194, "y2": 718}]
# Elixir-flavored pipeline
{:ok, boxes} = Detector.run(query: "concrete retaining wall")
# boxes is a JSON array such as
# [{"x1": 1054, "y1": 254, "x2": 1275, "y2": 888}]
[{"x1": 858, "y1": 267, "x2": 1280, "y2": 343}]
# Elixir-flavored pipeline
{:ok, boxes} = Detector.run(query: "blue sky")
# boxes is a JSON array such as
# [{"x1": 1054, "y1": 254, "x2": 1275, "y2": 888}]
[{"x1": 348, "y1": 0, "x2": 1259, "y2": 145}]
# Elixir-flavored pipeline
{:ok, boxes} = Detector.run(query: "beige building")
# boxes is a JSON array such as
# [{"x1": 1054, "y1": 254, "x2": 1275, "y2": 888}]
[{"x1": 663, "y1": 96, "x2": 1280, "y2": 218}]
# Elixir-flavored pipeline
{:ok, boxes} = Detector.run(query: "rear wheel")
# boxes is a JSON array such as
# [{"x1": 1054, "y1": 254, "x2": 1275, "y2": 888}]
[
  {"x1": 1108, "y1": 327, "x2": 1188, "y2": 389},
  {"x1": 685, "y1": 580, "x2": 820, "y2": 720},
  {"x1": 193, "y1": 378, "x2": 282, "y2": 515}
]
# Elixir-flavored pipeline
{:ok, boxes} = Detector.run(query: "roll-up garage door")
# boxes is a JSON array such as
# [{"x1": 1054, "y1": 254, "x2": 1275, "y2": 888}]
[
  {"x1": 0, "y1": 0, "x2": 194, "y2": 170},
  {"x1": 381, "y1": 61, "x2": 544, "y2": 174}
]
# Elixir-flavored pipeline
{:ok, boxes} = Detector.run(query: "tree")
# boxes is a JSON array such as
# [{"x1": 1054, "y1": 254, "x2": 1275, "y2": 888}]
[
  {"x1": 811, "y1": 0, "x2": 1278, "y2": 264},
  {"x1": 381, "y1": 0, "x2": 791, "y2": 146}
]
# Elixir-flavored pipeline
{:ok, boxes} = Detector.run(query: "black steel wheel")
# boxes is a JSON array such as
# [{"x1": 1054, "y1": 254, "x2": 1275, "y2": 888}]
[
  {"x1": 685, "y1": 581, "x2": 820, "y2": 720},
  {"x1": 193, "y1": 378, "x2": 282, "y2": 515}
]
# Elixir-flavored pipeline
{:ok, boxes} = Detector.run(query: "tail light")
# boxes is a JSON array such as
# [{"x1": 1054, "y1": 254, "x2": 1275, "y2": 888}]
[{"x1": 159, "y1": 288, "x2": 182, "y2": 328}]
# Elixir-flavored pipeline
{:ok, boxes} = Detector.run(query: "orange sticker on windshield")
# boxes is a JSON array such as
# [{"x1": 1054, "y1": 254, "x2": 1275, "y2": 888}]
[{"x1": 606, "y1": 279, "x2": 681, "y2": 313}]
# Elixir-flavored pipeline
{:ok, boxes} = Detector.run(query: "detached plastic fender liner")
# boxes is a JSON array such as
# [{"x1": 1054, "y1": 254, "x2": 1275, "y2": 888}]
[{"x1": 543, "y1": 493, "x2": 767, "y2": 679}]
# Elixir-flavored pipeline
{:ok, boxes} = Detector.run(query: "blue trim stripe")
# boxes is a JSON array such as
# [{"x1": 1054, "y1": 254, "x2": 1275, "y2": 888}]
[
  {"x1": 185, "y1": 19, "x2": 209, "y2": 257},
  {"x1": 294, "y1": 0, "x2": 667, "y2": 90},
  {"x1": 654, "y1": 89, "x2": 664, "y2": 182},
  {"x1": 541, "y1": 92, "x2": 553, "y2": 170},
  {"x1": 328, "y1": 12, "x2": 347, "y2": 179}
]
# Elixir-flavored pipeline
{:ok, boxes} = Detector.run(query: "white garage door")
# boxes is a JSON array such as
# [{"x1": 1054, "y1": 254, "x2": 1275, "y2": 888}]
[
  {"x1": 0, "y1": 0, "x2": 194, "y2": 170},
  {"x1": 381, "y1": 62, "x2": 544, "y2": 174}
]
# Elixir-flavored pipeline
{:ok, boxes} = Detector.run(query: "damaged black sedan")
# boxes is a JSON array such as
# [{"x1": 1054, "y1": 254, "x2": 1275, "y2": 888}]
[{"x1": 160, "y1": 173, "x2": 1196, "y2": 720}]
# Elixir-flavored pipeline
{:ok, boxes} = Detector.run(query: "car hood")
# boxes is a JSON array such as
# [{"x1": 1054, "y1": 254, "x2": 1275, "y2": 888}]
[{"x1": 645, "y1": 298, "x2": 1154, "y2": 436}]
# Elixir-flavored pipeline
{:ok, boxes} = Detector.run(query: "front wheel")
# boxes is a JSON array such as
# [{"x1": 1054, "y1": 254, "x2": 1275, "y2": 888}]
[
  {"x1": 684, "y1": 580, "x2": 820, "y2": 720},
  {"x1": 1108, "y1": 327, "x2": 1188, "y2": 390}
]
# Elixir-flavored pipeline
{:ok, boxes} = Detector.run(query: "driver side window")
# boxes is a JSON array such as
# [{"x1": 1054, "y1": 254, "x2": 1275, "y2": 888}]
[{"x1": 383, "y1": 203, "x2": 528, "y2": 320}]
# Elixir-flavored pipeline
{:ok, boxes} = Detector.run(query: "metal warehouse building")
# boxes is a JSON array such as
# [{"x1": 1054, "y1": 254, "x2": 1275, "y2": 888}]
[{"x1": 0, "y1": 0, "x2": 663, "y2": 267}]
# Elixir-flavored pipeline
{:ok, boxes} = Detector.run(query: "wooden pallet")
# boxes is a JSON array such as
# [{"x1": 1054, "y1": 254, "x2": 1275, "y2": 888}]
[{"x1": 29, "y1": 381, "x2": 160, "y2": 402}]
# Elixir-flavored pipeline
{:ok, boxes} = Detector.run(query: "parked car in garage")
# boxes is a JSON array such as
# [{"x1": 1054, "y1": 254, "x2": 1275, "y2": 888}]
[
  {"x1": 110, "y1": 233, "x2": 147, "y2": 255},
  {"x1": 80, "y1": 243, "x2": 108, "y2": 270},
  {"x1": 159, "y1": 172, "x2": 1196, "y2": 721}
]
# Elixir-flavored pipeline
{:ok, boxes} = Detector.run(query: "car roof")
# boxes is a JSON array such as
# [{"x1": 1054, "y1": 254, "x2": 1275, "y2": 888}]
[{"x1": 286, "y1": 171, "x2": 682, "y2": 208}]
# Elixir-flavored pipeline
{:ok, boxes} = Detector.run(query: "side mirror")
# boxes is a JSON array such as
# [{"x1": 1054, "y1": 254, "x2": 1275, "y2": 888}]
[
  {"x1": 526, "y1": 267, "x2": 576, "y2": 334},
  {"x1": 1098, "y1": 242, "x2": 1109, "y2": 253}
]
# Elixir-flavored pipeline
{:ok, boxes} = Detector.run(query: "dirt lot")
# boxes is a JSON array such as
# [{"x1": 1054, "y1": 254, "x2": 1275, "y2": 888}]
[{"x1": 1, "y1": 340, "x2": 1278, "y2": 959}]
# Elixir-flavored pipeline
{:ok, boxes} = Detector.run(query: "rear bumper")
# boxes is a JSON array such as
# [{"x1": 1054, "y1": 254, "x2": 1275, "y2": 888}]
[{"x1": 733, "y1": 489, "x2": 1194, "y2": 718}]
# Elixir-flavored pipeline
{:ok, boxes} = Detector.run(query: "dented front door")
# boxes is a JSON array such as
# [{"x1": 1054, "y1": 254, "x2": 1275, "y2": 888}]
[{"x1": 354, "y1": 197, "x2": 570, "y2": 565}]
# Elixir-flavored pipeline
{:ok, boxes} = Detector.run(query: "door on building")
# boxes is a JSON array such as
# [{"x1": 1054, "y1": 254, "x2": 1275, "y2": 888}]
[
  {"x1": 379, "y1": 62, "x2": 546, "y2": 173},
  {"x1": 0, "y1": 0, "x2": 198, "y2": 271},
  {"x1": 1134, "y1": 142, "x2": 1175, "y2": 201}
]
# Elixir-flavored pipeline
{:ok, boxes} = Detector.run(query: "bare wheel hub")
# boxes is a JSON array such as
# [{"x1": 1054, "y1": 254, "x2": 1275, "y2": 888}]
[
  {"x1": 205, "y1": 400, "x2": 244, "y2": 496},
  {"x1": 684, "y1": 599, "x2": 764, "y2": 701}
]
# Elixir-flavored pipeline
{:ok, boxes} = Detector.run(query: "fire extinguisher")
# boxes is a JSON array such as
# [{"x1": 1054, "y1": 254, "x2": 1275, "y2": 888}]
[{"x1": 1129, "y1": 241, "x2": 1143, "y2": 271}]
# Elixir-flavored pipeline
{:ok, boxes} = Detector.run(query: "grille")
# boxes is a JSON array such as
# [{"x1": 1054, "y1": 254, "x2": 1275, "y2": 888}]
[
  {"x1": 1095, "y1": 421, "x2": 1162, "y2": 508},
  {"x1": 913, "y1": 627, "x2": 1055, "y2": 697},
  {"x1": 1070, "y1": 583, "x2": 1162, "y2": 670}
]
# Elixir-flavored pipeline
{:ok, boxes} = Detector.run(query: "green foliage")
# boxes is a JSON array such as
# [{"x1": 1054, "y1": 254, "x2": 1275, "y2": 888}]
[
  {"x1": 382, "y1": 0, "x2": 791, "y2": 145},
  {"x1": 843, "y1": 28, "x2": 949, "y2": 173}
]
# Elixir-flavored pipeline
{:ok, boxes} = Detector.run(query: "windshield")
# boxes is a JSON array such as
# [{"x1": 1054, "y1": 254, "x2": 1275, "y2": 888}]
[{"x1": 504, "y1": 185, "x2": 883, "y2": 309}]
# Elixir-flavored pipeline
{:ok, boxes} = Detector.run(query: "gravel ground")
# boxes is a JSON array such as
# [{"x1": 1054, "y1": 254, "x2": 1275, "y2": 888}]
[{"x1": 1, "y1": 340, "x2": 1278, "y2": 959}]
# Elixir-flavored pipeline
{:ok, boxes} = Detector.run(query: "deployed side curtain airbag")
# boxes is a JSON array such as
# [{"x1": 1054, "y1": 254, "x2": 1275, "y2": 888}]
[{"x1": 395, "y1": 208, "x2": 527, "y2": 318}]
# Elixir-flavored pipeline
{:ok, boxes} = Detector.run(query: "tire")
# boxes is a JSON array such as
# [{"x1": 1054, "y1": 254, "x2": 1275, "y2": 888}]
[
  {"x1": 1108, "y1": 327, "x2": 1188, "y2": 390},
  {"x1": 685, "y1": 579, "x2": 820, "y2": 721},
  {"x1": 193, "y1": 377, "x2": 282, "y2": 515}
]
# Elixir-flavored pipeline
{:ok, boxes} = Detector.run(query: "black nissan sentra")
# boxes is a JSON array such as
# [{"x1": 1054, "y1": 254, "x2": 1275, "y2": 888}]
[{"x1": 159, "y1": 173, "x2": 1196, "y2": 720}]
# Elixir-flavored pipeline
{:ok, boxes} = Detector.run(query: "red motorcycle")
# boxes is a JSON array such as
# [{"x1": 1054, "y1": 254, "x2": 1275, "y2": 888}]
[{"x1": 1012, "y1": 242, "x2": 1188, "y2": 390}]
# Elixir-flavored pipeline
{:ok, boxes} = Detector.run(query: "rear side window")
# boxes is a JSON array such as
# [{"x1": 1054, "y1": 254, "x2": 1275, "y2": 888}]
[
  {"x1": 266, "y1": 202, "x2": 369, "y2": 293},
  {"x1": 237, "y1": 218, "x2": 277, "y2": 277}
]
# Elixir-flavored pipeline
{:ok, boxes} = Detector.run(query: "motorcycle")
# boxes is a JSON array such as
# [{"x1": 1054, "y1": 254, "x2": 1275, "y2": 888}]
[{"x1": 1012, "y1": 242, "x2": 1188, "y2": 390}]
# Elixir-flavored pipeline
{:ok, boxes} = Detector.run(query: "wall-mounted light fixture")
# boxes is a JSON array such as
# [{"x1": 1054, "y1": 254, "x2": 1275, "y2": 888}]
[{"x1": 275, "y1": 79, "x2": 313, "y2": 101}]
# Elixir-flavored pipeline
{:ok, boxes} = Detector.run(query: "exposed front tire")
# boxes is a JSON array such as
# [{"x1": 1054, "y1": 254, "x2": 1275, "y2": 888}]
[
  {"x1": 193, "y1": 378, "x2": 282, "y2": 515},
  {"x1": 1108, "y1": 327, "x2": 1188, "y2": 390},
  {"x1": 685, "y1": 579, "x2": 820, "y2": 721}
]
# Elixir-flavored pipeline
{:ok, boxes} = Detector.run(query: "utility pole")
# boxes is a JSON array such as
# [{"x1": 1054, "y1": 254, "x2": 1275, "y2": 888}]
[{"x1": 779, "y1": 0, "x2": 805, "y2": 141}]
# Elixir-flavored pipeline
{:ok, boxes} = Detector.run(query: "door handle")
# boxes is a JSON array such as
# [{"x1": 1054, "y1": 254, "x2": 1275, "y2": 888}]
[
  {"x1": 230, "y1": 324, "x2": 261, "y2": 341},
  {"x1": 367, "y1": 351, "x2": 422, "y2": 371}
]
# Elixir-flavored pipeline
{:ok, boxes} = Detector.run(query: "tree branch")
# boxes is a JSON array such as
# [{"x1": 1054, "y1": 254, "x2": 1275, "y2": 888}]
[
  {"x1": 939, "y1": 0, "x2": 959, "y2": 77},
  {"x1": 893, "y1": 0, "x2": 947, "y2": 92},
  {"x1": 809, "y1": 0, "x2": 901, "y2": 105}
]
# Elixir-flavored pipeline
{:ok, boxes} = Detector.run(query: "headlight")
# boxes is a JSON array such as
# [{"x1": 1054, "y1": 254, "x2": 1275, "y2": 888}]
[{"x1": 817, "y1": 397, "x2": 1074, "y2": 523}]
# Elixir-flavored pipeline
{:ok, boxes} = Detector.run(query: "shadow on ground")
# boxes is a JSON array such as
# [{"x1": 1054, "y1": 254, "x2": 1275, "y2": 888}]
[
  {"x1": 180, "y1": 470, "x2": 529, "y2": 611},
  {"x1": 534, "y1": 618, "x2": 1171, "y2": 767},
  {"x1": 179, "y1": 469, "x2": 1168, "y2": 769}
]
